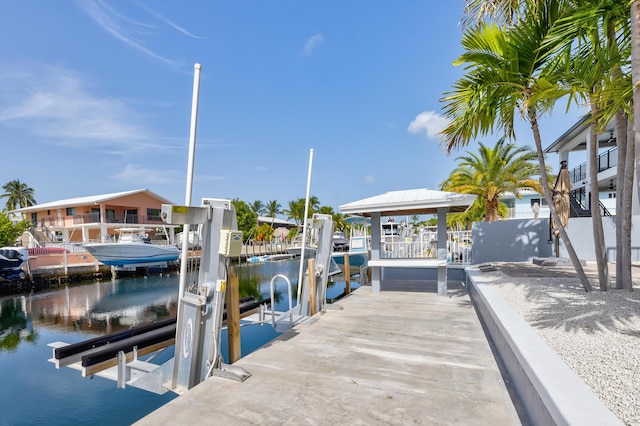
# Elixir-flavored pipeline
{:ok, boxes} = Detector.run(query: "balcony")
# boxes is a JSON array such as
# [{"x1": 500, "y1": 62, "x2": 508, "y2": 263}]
[
  {"x1": 72, "y1": 213, "x2": 164, "y2": 225},
  {"x1": 568, "y1": 147, "x2": 618, "y2": 184}
]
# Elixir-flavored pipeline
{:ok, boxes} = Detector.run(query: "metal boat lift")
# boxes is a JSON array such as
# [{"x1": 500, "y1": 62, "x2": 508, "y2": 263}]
[{"x1": 48, "y1": 200, "x2": 335, "y2": 395}]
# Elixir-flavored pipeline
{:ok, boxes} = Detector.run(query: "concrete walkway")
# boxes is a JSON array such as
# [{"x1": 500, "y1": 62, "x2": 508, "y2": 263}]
[{"x1": 136, "y1": 283, "x2": 522, "y2": 425}]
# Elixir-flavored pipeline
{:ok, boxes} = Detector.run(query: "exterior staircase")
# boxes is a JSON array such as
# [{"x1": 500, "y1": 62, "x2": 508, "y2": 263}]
[
  {"x1": 569, "y1": 192, "x2": 591, "y2": 217},
  {"x1": 568, "y1": 191, "x2": 611, "y2": 217}
]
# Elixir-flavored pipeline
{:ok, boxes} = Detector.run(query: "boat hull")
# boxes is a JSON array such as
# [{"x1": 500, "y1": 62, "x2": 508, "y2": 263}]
[
  {"x1": 286, "y1": 247, "x2": 317, "y2": 258},
  {"x1": 331, "y1": 252, "x2": 368, "y2": 268},
  {"x1": 83, "y1": 243, "x2": 179, "y2": 267}
]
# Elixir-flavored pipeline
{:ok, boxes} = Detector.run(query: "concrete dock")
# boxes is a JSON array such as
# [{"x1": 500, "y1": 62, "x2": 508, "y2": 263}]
[{"x1": 136, "y1": 282, "x2": 522, "y2": 425}]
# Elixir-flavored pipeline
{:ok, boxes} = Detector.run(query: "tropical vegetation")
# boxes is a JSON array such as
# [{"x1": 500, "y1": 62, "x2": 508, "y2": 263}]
[
  {"x1": 441, "y1": 0, "x2": 640, "y2": 292},
  {"x1": 440, "y1": 138, "x2": 545, "y2": 222},
  {"x1": 0, "y1": 210, "x2": 30, "y2": 247},
  {"x1": 231, "y1": 196, "x2": 347, "y2": 243},
  {"x1": 1, "y1": 180, "x2": 36, "y2": 211}
]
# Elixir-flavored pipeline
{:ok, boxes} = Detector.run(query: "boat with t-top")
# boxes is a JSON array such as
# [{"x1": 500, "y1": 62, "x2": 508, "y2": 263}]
[
  {"x1": 83, "y1": 228, "x2": 179, "y2": 268},
  {"x1": 331, "y1": 216, "x2": 370, "y2": 274}
]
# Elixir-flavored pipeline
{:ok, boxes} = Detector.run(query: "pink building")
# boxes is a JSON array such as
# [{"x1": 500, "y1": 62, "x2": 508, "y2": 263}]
[{"x1": 12, "y1": 189, "x2": 178, "y2": 244}]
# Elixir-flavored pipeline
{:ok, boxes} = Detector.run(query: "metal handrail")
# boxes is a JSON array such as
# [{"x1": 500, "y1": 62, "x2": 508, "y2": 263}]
[{"x1": 268, "y1": 274, "x2": 293, "y2": 329}]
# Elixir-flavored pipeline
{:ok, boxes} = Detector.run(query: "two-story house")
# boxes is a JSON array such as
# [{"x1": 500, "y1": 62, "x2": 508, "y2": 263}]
[
  {"x1": 498, "y1": 114, "x2": 625, "y2": 220},
  {"x1": 11, "y1": 189, "x2": 179, "y2": 244}
]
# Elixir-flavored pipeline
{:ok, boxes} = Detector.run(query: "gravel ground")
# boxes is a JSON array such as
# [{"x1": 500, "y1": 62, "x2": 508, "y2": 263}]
[{"x1": 480, "y1": 262, "x2": 640, "y2": 426}]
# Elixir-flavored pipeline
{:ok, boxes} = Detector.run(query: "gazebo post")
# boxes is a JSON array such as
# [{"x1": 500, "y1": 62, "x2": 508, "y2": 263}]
[
  {"x1": 370, "y1": 212, "x2": 382, "y2": 293},
  {"x1": 437, "y1": 207, "x2": 448, "y2": 296}
]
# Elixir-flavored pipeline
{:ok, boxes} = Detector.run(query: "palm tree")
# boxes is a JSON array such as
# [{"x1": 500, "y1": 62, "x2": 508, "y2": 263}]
[
  {"x1": 446, "y1": 197, "x2": 508, "y2": 230},
  {"x1": 249, "y1": 200, "x2": 266, "y2": 230},
  {"x1": 441, "y1": 1, "x2": 593, "y2": 291},
  {"x1": 441, "y1": 139, "x2": 544, "y2": 221},
  {"x1": 318, "y1": 205, "x2": 335, "y2": 216},
  {"x1": 249, "y1": 200, "x2": 266, "y2": 216},
  {"x1": 548, "y1": 0, "x2": 632, "y2": 289},
  {"x1": 464, "y1": 0, "x2": 636, "y2": 293},
  {"x1": 1, "y1": 180, "x2": 36, "y2": 211},
  {"x1": 265, "y1": 200, "x2": 282, "y2": 227},
  {"x1": 307, "y1": 196, "x2": 321, "y2": 217},
  {"x1": 332, "y1": 212, "x2": 348, "y2": 233},
  {"x1": 284, "y1": 196, "x2": 322, "y2": 227},
  {"x1": 284, "y1": 199, "x2": 306, "y2": 227}
]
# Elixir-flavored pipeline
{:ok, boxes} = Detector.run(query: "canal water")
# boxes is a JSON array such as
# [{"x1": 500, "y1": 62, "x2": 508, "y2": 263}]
[{"x1": 0, "y1": 259, "x2": 358, "y2": 425}]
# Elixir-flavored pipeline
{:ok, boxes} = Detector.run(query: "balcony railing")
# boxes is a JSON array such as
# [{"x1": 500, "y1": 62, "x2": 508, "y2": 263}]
[
  {"x1": 568, "y1": 147, "x2": 618, "y2": 184},
  {"x1": 70, "y1": 213, "x2": 164, "y2": 225}
]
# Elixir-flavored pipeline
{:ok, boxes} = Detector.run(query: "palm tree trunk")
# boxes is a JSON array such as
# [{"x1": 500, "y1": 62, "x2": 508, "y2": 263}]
[
  {"x1": 615, "y1": 115, "x2": 624, "y2": 288},
  {"x1": 588, "y1": 113, "x2": 609, "y2": 291},
  {"x1": 486, "y1": 197, "x2": 499, "y2": 221},
  {"x1": 529, "y1": 108, "x2": 593, "y2": 292},
  {"x1": 631, "y1": 0, "x2": 640, "y2": 291},
  {"x1": 608, "y1": 18, "x2": 631, "y2": 290},
  {"x1": 622, "y1": 117, "x2": 635, "y2": 290},
  {"x1": 615, "y1": 113, "x2": 628, "y2": 289}
]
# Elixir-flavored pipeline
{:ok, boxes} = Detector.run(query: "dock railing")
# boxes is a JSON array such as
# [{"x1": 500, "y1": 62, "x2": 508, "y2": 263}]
[{"x1": 381, "y1": 230, "x2": 472, "y2": 264}]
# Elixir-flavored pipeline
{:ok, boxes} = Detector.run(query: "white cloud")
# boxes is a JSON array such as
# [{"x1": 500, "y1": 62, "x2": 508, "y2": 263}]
[
  {"x1": 112, "y1": 164, "x2": 179, "y2": 184},
  {"x1": 74, "y1": 0, "x2": 194, "y2": 65},
  {"x1": 365, "y1": 175, "x2": 375, "y2": 184},
  {"x1": 0, "y1": 65, "x2": 161, "y2": 153},
  {"x1": 407, "y1": 111, "x2": 450, "y2": 139},
  {"x1": 137, "y1": 2, "x2": 204, "y2": 39},
  {"x1": 304, "y1": 33, "x2": 325, "y2": 56}
]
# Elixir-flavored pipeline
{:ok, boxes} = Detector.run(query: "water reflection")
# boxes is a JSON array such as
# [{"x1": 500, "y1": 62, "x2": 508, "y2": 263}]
[
  {"x1": 0, "y1": 274, "x2": 180, "y2": 348},
  {"x1": 0, "y1": 259, "x2": 355, "y2": 354},
  {"x1": 0, "y1": 258, "x2": 357, "y2": 426},
  {"x1": 0, "y1": 297, "x2": 37, "y2": 352}
]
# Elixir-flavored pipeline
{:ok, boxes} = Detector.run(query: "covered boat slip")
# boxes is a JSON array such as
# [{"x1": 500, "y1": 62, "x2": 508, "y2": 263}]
[
  {"x1": 136, "y1": 284, "x2": 521, "y2": 425},
  {"x1": 339, "y1": 189, "x2": 476, "y2": 295}
]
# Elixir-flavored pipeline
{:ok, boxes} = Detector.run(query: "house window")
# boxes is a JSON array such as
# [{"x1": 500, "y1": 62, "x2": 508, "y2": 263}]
[
  {"x1": 66, "y1": 207, "x2": 76, "y2": 216},
  {"x1": 147, "y1": 208, "x2": 161, "y2": 222},
  {"x1": 124, "y1": 209, "x2": 138, "y2": 224},
  {"x1": 91, "y1": 208, "x2": 101, "y2": 222}
]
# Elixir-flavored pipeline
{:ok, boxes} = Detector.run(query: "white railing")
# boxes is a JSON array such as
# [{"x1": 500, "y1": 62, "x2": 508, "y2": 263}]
[{"x1": 380, "y1": 230, "x2": 472, "y2": 264}]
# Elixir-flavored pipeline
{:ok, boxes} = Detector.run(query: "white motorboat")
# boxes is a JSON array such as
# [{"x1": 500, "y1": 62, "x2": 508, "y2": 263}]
[
  {"x1": 286, "y1": 233, "x2": 317, "y2": 258},
  {"x1": 83, "y1": 228, "x2": 179, "y2": 267}
]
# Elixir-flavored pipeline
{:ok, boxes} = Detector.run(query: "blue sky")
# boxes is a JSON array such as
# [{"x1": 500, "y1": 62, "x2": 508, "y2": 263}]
[{"x1": 0, "y1": 1, "x2": 584, "y2": 214}]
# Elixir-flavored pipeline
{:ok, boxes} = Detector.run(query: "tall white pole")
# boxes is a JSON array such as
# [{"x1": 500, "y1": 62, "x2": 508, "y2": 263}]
[
  {"x1": 296, "y1": 149, "x2": 314, "y2": 303},
  {"x1": 179, "y1": 63, "x2": 202, "y2": 299},
  {"x1": 185, "y1": 63, "x2": 202, "y2": 206}
]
